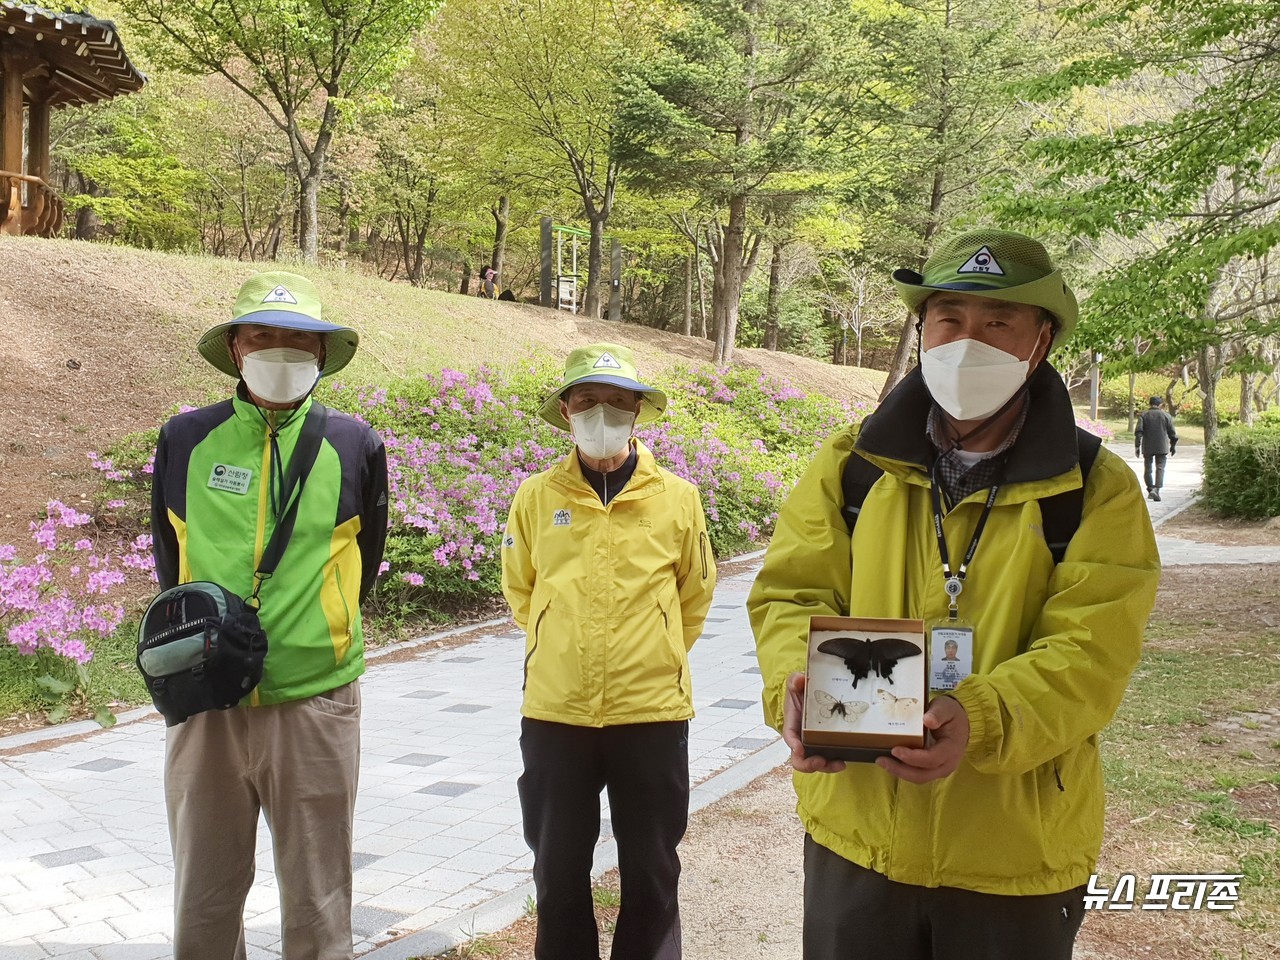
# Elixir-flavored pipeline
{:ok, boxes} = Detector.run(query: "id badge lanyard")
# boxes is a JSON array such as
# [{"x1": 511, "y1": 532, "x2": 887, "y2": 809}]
[{"x1": 928, "y1": 457, "x2": 1004, "y2": 620}]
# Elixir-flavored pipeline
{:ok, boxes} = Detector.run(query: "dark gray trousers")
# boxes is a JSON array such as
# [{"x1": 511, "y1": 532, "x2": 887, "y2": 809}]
[
  {"x1": 803, "y1": 836, "x2": 1086, "y2": 960},
  {"x1": 519, "y1": 718, "x2": 689, "y2": 960},
  {"x1": 1143, "y1": 454, "x2": 1167, "y2": 492}
]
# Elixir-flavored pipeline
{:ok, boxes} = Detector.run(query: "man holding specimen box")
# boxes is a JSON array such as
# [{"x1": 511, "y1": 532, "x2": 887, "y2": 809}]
[{"x1": 749, "y1": 229, "x2": 1160, "y2": 959}]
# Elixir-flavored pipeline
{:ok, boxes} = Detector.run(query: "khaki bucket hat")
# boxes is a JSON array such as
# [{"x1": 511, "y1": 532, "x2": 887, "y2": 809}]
[
  {"x1": 537, "y1": 343, "x2": 668, "y2": 430},
  {"x1": 892, "y1": 229, "x2": 1078, "y2": 346}
]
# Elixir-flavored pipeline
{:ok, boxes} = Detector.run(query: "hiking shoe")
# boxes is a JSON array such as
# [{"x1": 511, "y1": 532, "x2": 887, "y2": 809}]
[{"x1": 1152, "y1": 491, "x2": 1162, "y2": 502}]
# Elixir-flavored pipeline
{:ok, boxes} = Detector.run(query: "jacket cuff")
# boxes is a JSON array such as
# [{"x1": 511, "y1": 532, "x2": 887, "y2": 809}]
[{"x1": 949, "y1": 679, "x2": 997, "y2": 766}]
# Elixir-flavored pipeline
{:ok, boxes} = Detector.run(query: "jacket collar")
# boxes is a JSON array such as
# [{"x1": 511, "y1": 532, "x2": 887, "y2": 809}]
[
  {"x1": 549, "y1": 439, "x2": 664, "y2": 502},
  {"x1": 231, "y1": 382, "x2": 313, "y2": 434},
  {"x1": 855, "y1": 361, "x2": 1083, "y2": 487}
]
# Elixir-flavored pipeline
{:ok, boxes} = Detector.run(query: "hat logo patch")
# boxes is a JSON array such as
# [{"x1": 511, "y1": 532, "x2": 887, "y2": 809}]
[
  {"x1": 262, "y1": 285, "x2": 299, "y2": 305},
  {"x1": 957, "y1": 246, "x2": 1005, "y2": 276},
  {"x1": 593, "y1": 352, "x2": 623, "y2": 370}
]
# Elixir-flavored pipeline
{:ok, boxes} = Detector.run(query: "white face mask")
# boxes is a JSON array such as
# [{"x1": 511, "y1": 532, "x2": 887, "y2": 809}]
[
  {"x1": 570, "y1": 402, "x2": 636, "y2": 460},
  {"x1": 239, "y1": 347, "x2": 320, "y2": 405},
  {"x1": 921, "y1": 335, "x2": 1042, "y2": 421}
]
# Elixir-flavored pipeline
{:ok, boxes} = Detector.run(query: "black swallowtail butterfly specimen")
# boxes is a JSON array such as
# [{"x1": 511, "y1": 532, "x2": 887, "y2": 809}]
[
  {"x1": 817, "y1": 636, "x2": 922, "y2": 688},
  {"x1": 813, "y1": 690, "x2": 870, "y2": 722}
]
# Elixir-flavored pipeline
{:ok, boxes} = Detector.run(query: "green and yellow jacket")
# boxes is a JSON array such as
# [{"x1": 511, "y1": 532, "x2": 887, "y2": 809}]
[
  {"x1": 151, "y1": 388, "x2": 388, "y2": 705},
  {"x1": 501, "y1": 441, "x2": 716, "y2": 727},
  {"x1": 748, "y1": 363, "x2": 1160, "y2": 896}
]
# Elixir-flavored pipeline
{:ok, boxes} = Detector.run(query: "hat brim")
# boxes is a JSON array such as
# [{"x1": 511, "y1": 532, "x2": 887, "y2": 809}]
[
  {"x1": 892, "y1": 269, "x2": 1078, "y2": 346},
  {"x1": 197, "y1": 315, "x2": 359, "y2": 379},
  {"x1": 537, "y1": 374, "x2": 668, "y2": 430}
]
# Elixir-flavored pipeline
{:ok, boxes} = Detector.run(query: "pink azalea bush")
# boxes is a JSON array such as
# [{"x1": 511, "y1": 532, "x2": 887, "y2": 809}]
[
  {"x1": 6, "y1": 359, "x2": 868, "y2": 709},
  {"x1": 1, "y1": 502, "x2": 156, "y2": 666}
]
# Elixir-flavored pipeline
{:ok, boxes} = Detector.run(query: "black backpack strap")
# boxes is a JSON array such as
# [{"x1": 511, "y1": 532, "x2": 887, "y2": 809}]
[
  {"x1": 251, "y1": 402, "x2": 329, "y2": 602},
  {"x1": 841, "y1": 451, "x2": 885, "y2": 534},
  {"x1": 1039, "y1": 428, "x2": 1101, "y2": 565}
]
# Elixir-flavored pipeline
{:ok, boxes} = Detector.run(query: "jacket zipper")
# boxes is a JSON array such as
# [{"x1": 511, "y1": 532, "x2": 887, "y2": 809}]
[
  {"x1": 1053, "y1": 762, "x2": 1065, "y2": 792},
  {"x1": 334, "y1": 567, "x2": 353, "y2": 645},
  {"x1": 522, "y1": 607, "x2": 547, "y2": 691},
  {"x1": 699, "y1": 531, "x2": 709, "y2": 580}
]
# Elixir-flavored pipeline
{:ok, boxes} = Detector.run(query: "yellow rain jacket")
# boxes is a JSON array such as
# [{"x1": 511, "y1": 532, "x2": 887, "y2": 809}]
[
  {"x1": 748, "y1": 364, "x2": 1160, "y2": 896},
  {"x1": 502, "y1": 441, "x2": 716, "y2": 727}
]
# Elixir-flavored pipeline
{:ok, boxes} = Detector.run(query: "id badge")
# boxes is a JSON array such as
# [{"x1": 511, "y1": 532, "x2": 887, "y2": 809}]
[{"x1": 928, "y1": 620, "x2": 974, "y2": 692}]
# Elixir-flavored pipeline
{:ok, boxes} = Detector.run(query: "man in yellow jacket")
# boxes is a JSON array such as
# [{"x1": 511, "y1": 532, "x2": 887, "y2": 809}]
[
  {"x1": 749, "y1": 229, "x2": 1160, "y2": 960},
  {"x1": 502, "y1": 343, "x2": 716, "y2": 960}
]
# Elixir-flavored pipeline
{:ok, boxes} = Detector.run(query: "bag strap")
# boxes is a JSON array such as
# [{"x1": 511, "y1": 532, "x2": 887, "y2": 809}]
[
  {"x1": 840, "y1": 451, "x2": 885, "y2": 533},
  {"x1": 250, "y1": 402, "x2": 328, "y2": 605},
  {"x1": 840, "y1": 427, "x2": 1101, "y2": 565},
  {"x1": 1039, "y1": 427, "x2": 1101, "y2": 565}
]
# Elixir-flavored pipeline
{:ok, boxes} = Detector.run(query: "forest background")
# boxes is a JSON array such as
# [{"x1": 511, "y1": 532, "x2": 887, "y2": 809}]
[{"x1": 39, "y1": 0, "x2": 1280, "y2": 437}]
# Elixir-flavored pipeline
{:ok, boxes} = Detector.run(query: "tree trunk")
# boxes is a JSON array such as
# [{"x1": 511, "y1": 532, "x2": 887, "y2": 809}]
[
  {"x1": 460, "y1": 262, "x2": 473, "y2": 296},
  {"x1": 491, "y1": 194, "x2": 509, "y2": 287},
  {"x1": 712, "y1": 194, "x2": 749, "y2": 365},
  {"x1": 586, "y1": 216, "x2": 606, "y2": 319},
  {"x1": 683, "y1": 253, "x2": 693, "y2": 337},
  {"x1": 1240, "y1": 371, "x2": 1255, "y2": 426},
  {"x1": 1199, "y1": 344, "x2": 1221, "y2": 446},
  {"x1": 764, "y1": 241, "x2": 783, "y2": 352},
  {"x1": 695, "y1": 244, "x2": 708, "y2": 339},
  {"x1": 298, "y1": 168, "x2": 321, "y2": 263}
]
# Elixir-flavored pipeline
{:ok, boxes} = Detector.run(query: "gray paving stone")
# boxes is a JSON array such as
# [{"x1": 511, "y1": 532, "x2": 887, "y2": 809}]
[
  {"x1": 726, "y1": 736, "x2": 775, "y2": 750},
  {"x1": 443, "y1": 656, "x2": 481, "y2": 663},
  {"x1": 741, "y1": 666, "x2": 762, "y2": 674},
  {"x1": 350, "y1": 905, "x2": 409, "y2": 938},
  {"x1": 709, "y1": 698, "x2": 754, "y2": 710},
  {"x1": 416, "y1": 781, "x2": 480, "y2": 798},
  {"x1": 70, "y1": 758, "x2": 132, "y2": 773},
  {"x1": 400, "y1": 690, "x2": 445, "y2": 699},
  {"x1": 441, "y1": 704, "x2": 489, "y2": 714},
  {"x1": 30, "y1": 846, "x2": 106, "y2": 869},
  {"x1": 351, "y1": 853, "x2": 383, "y2": 871},
  {"x1": 389, "y1": 753, "x2": 447, "y2": 768}
]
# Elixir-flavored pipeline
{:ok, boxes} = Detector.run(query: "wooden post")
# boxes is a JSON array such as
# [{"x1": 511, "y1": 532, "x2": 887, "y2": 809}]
[
  {"x1": 608, "y1": 238, "x2": 622, "y2": 323},
  {"x1": 540, "y1": 217, "x2": 554, "y2": 308},
  {"x1": 28, "y1": 96, "x2": 50, "y2": 183},
  {"x1": 0, "y1": 50, "x2": 24, "y2": 235}
]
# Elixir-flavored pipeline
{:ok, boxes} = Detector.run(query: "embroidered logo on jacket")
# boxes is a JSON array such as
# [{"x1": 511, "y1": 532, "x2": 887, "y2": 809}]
[{"x1": 552, "y1": 509, "x2": 572, "y2": 527}]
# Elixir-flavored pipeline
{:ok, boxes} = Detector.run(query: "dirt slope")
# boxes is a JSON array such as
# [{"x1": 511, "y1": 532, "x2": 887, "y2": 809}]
[{"x1": 0, "y1": 237, "x2": 883, "y2": 544}]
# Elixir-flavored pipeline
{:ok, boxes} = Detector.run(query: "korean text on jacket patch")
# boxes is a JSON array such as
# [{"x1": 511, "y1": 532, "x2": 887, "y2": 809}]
[{"x1": 207, "y1": 463, "x2": 253, "y2": 495}]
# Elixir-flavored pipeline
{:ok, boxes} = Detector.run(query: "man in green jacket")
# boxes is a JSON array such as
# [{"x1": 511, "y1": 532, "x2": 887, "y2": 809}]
[
  {"x1": 749, "y1": 230, "x2": 1160, "y2": 960},
  {"x1": 501, "y1": 343, "x2": 716, "y2": 960},
  {"x1": 151, "y1": 272, "x2": 388, "y2": 960}
]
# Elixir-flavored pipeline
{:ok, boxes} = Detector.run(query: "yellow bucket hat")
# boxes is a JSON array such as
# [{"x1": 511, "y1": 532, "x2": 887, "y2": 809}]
[{"x1": 537, "y1": 343, "x2": 668, "y2": 430}]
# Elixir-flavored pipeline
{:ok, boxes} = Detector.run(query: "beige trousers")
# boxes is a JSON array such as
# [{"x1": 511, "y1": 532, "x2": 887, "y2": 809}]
[{"x1": 165, "y1": 681, "x2": 362, "y2": 960}]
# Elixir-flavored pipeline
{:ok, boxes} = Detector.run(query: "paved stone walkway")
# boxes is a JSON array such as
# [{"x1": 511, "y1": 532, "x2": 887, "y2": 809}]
[{"x1": 1, "y1": 442, "x2": 1275, "y2": 960}]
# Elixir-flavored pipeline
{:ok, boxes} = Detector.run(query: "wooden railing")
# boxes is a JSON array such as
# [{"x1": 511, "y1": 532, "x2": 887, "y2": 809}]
[{"x1": 0, "y1": 171, "x2": 64, "y2": 238}]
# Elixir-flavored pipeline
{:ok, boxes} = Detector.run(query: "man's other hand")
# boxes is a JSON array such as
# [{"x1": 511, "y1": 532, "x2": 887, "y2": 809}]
[
  {"x1": 877, "y1": 695, "x2": 970, "y2": 784},
  {"x1": 782, "y1": 672, "x2": 846, "y2": 774}
]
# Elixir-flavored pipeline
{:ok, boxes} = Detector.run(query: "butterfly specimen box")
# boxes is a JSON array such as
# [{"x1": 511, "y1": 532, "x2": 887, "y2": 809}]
[{"x1": 803, "y1": 616, "x2": 926, "y2": 761}]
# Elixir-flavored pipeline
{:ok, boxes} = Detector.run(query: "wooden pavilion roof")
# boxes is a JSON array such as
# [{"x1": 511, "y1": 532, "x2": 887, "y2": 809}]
[{"x1": 0, "y1": 2, "x2": 145, "y2": 108}]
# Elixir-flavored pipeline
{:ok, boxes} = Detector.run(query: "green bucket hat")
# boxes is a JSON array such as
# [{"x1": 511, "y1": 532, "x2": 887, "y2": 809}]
[
  {"x1": 537, "y1": 343, "x2": 668, "y2": 431},
  {"x1": 892, "y1": 228, "x2": 1078, "y2": 346},
  {"x1": 197, "y1": 271, "x2": 359, "y2": 378}
]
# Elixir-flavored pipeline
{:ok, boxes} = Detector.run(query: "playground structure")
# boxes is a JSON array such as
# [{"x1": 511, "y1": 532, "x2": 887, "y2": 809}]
[
  {"x1": 539, "y1": 216, "x2": 623, "y2": 321},
  {"x1": 0, "y1": 2, "x2": 144, "y2": 237}
]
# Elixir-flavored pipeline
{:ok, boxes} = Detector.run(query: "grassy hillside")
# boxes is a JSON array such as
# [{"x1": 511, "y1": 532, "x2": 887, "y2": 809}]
[{"x1": 0, "y1": 236, "x2": 883, "y2": 543}]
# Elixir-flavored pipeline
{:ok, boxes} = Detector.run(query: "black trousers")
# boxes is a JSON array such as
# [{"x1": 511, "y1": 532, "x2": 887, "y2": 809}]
[
  {"x1": 518, "y1": 718, "x2": 690, "y2": 960},
  {"x1": 1143, "y1": 454, "x2": 1167, "y2": 492},
  {"x1": 803, "y1": 836, "x2": 1086, "y2": 960}
]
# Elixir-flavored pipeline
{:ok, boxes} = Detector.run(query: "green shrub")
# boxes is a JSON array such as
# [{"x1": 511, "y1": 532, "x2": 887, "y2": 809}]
[
  {"x1": 1202, "y1": 426, "x2": 1280, "y2": 519},
  {"x1": 1100, "y1": 374, "x2": 1243, "y2": 426}
]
